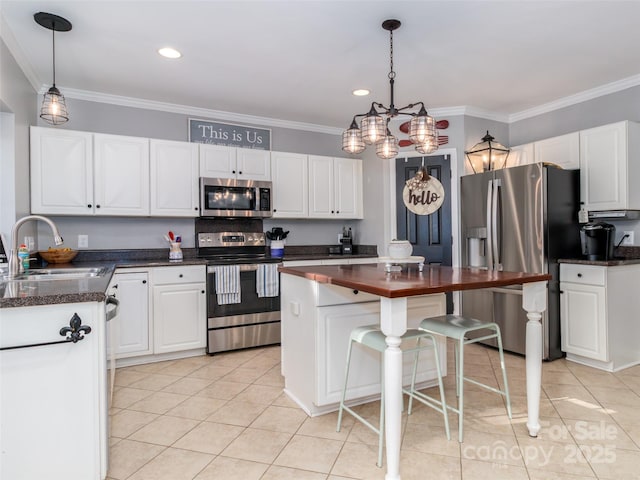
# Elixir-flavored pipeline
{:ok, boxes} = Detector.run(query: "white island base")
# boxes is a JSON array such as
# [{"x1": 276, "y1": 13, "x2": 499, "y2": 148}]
[{"x1": 280, "y1": 274, "x2": 447, "y2": 416}]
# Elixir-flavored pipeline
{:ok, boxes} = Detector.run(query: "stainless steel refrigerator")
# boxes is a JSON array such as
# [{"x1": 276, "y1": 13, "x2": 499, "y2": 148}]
[{"x1": 461, "y1": 163, "x2": 581, "y2": 360}]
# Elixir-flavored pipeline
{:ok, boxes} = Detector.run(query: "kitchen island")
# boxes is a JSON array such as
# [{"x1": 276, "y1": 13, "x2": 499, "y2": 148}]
[{"x1": 279, "y1": 263, "x2": 550, "y2": 480}]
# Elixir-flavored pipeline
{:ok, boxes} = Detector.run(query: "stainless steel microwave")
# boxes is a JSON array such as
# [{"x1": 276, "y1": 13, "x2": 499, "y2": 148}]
[{"x1": 200, "y1": 177, "x2": 272, "y2": 218}]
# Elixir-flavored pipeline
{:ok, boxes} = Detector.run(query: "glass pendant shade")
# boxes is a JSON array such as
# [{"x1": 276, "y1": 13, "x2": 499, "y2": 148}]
[
  {"x1": 40, "y1": 85, "x2": 69, "y2": 125},
  {"x1": 376, "y1": 133, "x2": 399, "y2": 159},
  {"x1": 465, "y1": 131, "x2": 511, "y2": 173},
  {"x1": 342, "y1": 124, "x2": 365, "y2": 154},
  {"x1": 408, "y1": 110, "x2": 436, "y2": 144},
  {"x1": 415, "y1": 131, "x2": 439, "y2": 155},
  {"x1": 361, "y1": 113, "x2": 386, "y2": 145}
]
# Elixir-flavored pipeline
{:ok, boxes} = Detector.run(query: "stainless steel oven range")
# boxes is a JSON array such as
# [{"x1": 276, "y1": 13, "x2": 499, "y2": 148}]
[{"x1": 197, "y1": 228, "x2": 281, "y2": 354}]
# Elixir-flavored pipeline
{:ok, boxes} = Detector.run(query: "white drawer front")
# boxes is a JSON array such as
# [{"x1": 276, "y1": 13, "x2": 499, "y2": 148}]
[
  {"x1": 315, "y1": 283, "x2": 378, "y2": 306},
  {"x1": 560, "y1": 264, "x2": 605, "y2": 286},
  {"x1": 152, "y1": 265, "x2": 205, "y2": 285}
]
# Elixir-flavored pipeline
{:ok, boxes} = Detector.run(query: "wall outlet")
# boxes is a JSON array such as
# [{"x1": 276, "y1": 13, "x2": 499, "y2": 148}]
[
  {"x1": 622, "y1": 231, "x2": 634, "y2": 246},
  {"x1": 78, "y1": 234, "x2": 89, "y2": 249}
]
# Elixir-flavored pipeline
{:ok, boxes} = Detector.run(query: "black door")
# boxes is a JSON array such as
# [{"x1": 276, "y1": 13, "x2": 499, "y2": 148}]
[{"x1": 396, "y1": 155, "x2": 453, "y2": 312}]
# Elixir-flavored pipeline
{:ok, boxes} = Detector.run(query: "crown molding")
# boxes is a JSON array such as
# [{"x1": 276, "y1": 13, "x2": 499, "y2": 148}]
[
  {"x1": 0, "y1": 12, "x2": 42, "y2": 93},
  {"x1": 57, "y1": 87, "x2": 345, "y2": 135},
  {"x1": 509, "y1": 74, "x2": 640, "y2": 123}
]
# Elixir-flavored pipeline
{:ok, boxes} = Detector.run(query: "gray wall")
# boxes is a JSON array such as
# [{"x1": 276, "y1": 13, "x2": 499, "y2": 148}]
[{"x1": 0, "y1": 38, "x2": 37, "y2": 245}]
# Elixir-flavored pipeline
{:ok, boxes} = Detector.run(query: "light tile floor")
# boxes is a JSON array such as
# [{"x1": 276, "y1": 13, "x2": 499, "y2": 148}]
[{"x1": 108, "y1": 341, "x2": 640, "y2": 479}]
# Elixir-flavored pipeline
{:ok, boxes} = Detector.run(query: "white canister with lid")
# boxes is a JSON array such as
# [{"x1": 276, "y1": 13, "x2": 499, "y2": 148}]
[{"x1": 388, "y1": 240, "x2": 412, "y2": 259}]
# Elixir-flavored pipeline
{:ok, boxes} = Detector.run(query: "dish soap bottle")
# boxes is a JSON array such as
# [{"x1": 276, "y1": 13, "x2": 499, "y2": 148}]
[{"x1": 18, "y1": 244, "x2": 29, "y2": 272}]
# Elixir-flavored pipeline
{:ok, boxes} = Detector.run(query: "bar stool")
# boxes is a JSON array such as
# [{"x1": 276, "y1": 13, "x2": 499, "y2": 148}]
[
  {"x1": 410, "y1": 314, "x2": 512, "y2": 442},
  {"x1": 336, "y1": 325, "x2": 450, "y2": 467}
]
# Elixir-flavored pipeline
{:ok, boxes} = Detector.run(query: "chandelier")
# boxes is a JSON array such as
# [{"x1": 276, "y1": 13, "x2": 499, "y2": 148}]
[{"x1": 342, "y1": 19, "x2": 438, "y2": 160}]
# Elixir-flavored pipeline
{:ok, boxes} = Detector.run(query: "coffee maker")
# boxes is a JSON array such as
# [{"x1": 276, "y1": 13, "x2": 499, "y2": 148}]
[{"x1": 580, "y1": 222, "x2": 615, "y2": 261}]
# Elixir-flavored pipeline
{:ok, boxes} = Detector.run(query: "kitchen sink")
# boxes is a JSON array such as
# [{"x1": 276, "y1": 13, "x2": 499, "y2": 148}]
[{"x1": 1, "y1": 267, "x2": 108, "y2": 281}]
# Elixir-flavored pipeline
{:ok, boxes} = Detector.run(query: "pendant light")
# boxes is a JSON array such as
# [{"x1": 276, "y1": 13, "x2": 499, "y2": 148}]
[
  {"x1": 342, "y1": 19, "x2": 437, "y2": 160},
  {"x1": 34, "y1": 12, "x2": 72, "y2": 126},
  {"x1": 465, "y1": 131, "x2": 511, "y2": 173}
]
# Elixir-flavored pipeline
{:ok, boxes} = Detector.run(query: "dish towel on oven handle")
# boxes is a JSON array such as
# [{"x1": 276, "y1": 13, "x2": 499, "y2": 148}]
[
  {"x1": 213, "y1": 265, "x2": 241, "y2": 304},
  {"x1": 256, "y1": 264, "x2": 279, "y2": 298}
]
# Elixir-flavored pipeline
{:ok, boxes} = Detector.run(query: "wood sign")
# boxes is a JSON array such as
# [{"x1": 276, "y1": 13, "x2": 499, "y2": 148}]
[
  {"x1": 403, "y1": 167, "x2": 445, "y2": 215},
  {"x1": 189, "y1": 118, "x2": 271, "y2": 150}
]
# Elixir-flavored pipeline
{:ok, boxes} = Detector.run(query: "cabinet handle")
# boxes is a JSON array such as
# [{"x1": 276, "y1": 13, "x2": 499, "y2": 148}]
[
  {"x1": 201, "y1": 290, "x2": 205, "y2": 294},
  {"x1": 353, "y1": 289, "x2": 359, "y2": 295},
  {"x1": 96, "y1": 204, "x2": 101, "y2": 209},
  {"x1": 232, "y1": 170, "x2": 236, "y2": 174},
  {"x1": 577, "y1": 273, "x2": 582, "y2": 277},
  {"x1": 336, "y1": 210, "x2": 340, "y2": 214},
  {"x1": 331, "y1": 210, "x2": 335, "y2": 214},
  {"x1": 560, "y1": 290, "x2": 564, "y2": 294},
  {"x1": 142, "y1": 280, "x2": 147, "y2": 284},
  {"x1": 239, "y1": 171, "x2": 243, "y2": 175},
  {"x1": 87, "y1": 204, "x2": 92, "y2": 208},
  {"x1": 179, "y1": 274, "x2": 183, "y2": 278},
  {"x1": 194, "y1": 207, "x2": 199, "y2": 211}
]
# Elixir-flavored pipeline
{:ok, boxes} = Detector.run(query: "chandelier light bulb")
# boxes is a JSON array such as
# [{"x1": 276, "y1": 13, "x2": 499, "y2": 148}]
[{"x1": 376, "y1": 133, "x2": 399, "y2": 160}]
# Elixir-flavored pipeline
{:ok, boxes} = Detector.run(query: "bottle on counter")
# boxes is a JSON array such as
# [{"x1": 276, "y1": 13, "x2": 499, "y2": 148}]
[{"x1": 18, "y1": 244, "x2": 29, "y2": 272}]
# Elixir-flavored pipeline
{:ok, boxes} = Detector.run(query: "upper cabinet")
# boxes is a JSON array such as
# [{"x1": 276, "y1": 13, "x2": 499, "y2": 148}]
[
  {"x1": 30, "y1": 127, "x2": 94, "y2": 215},
  {"x1": 579, "y1": 121, "x2": 640, "y2": 211},
  {"x1": 199, "y1": 144, "x2": 270, "y2": 180},
  {"x1": 505, "y1": 143, "x2": 534, "y2": 168},
  {"x1": 93, "y1": 133, "x2": 150, "y2": 216},
  {"x1": 31, "y1": 127, "x2": 150, "y2": 216},
  {"x1": 534, "y1": 132, "x2": 580, "y2": 169},
  {"x1": 150, "y1": 139, "x2": 200, "y2": 217},
  {"x1": 271, "y1": 151, "x2": 308, "y2": 218},
  {"x1": 308, "y1": 155, "x2": 363, "y2": 219}
]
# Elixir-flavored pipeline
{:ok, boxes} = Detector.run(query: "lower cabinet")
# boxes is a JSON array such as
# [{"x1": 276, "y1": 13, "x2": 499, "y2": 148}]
[
  {"x1": 281, "y1": 274, "x2": 446, "y2": 415},
  {"x1": 560, "y1": 263, "x2": 640, "y2": 371},
  {"x1": 108, "y1": 265, "x2": 206, "y2": 365}
]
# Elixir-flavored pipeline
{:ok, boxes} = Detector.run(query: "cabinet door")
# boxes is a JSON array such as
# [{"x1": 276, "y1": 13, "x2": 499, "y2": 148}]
[
  {"x1": 30, "y1": 126, "x2": 94, "y2": 215},
  {"x1": 271, "y1": 151, "x2": 308, "y2": 218},
  {"x1": 237, "y1": 148, "x2": 271, "y2": 180},
  {"x1": 308, "y1": 155, "x2": 334, "y2": 218},
  {"x1": 560, "y1": 282, "x2": 608, "y2": 361},
  {"x1": 94, "y1": 134, "x2": 150, "y2": 216},
  {"x1": 108, "y1": 271, "x2": 151, "y2": 358},
  {"x1": 534, "y1": 132, "x2": 580, "y2": 169},
  {"x1": 153, "y1": 283, "x2": 206, "y2": 354},
  {"x1": 199, "y1": 144, "x2": 236, "y2": 178},
  {"x1": 579, "y1": 122, "x2": 627, "y2": 210},
  {"x1": 150, "y1": 139, "x2": 199, "y2": 217},
  {"x1": 506, "y1": 143, "x2": 534, "y2": 168},
  {"x1": 334, "y1": 157, "x2": 363, "y2": 218}
]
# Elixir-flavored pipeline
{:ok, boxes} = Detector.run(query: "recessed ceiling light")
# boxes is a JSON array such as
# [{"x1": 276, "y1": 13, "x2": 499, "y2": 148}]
[
  {"x1": 158, "y1": 47, "x2": 181, "y2": 59},
  {"x1": 352, "y1": 89, "x2": 370, "y2": 96}
]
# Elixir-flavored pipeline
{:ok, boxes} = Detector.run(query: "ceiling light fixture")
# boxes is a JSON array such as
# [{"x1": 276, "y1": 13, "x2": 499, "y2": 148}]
[
  {"x1": 342, "y1": 19, "x2": 437, "y2": 160},
  {"x1": 34, "y1": 12, "x2": 72, "y2": 126},
  {"x1": 158, "y1": 47, "x2": 182, "y2": 59},
  {"x1": 465, "y1": 131, "x2": 511, "y2": 173}
]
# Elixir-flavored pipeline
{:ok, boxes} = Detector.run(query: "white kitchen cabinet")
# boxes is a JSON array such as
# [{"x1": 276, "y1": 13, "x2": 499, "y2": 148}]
[
  {"x1": 534, "y1": 132, "x2": 580, "y2": 169},
  {"x1": 271, "y1": 151, "x2": 308, "y2": 218},
  {"x1": 579, "y1": 121, "x2": 640, "y2": 211},
  {"x1": 107, "y1": 269, "x2": 151, "y2": 358},
  {"x1": 30, "y1": 126, "x2": 94, "y2": 215},
  {"x1": 560, "y1": 263, "x2": 640, "y2": 371},
  {"x1": 199, "y1": 143, "x2": 271, "y2": 180},
  {"x1": 281, "y1": 274, "x2": 445, "y2": 415},
  {"x1": 1, "y1": 302, "x2": 107, "y2": 480},
  {"x1": 150, "y1": 139, "x2": 200, "y2": 216},
  {"x1": 93, "y1": 133, "x2": 150, "y2": 216},
  {"x1": 152, "y1": 265, "x2": 206, "y2": 355},
  {"x1": 505, "y1": 143, "x2": 534, "y2": 168},
  {"x1": 308, "y1": 155, "x2": 363, "y2": 219}
]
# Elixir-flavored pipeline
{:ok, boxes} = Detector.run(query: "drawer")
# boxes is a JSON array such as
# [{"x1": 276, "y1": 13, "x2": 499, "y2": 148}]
[
  {"x1": 315, "y1": 283, "x2": 378, "y2": 306},
  {"x1": 152, "y1": 265, "x2": 205, "y2": 285},
  {"x1": 560, "y1": 264, "x2": 605, "y2": 286}
]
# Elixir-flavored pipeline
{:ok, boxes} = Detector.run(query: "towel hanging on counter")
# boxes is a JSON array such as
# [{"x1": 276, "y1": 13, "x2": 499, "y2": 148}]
[
  {"x1": 212, "y1": 265, "x2": 241, "y2": 304},
  {"x1": 256, "y1": 264, "x2": 279, "y2": 298}
]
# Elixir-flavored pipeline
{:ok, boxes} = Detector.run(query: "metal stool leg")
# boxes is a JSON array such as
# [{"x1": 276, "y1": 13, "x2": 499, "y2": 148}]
[
  {"x1": 457, "y1": 338, "x2": 465, "y2": 443},
  {"x1": 495, "y1": 327, "x2": 512, "y2": 419},
  {"x1": 429, "y1": 335, "x2": 451, "y2": 441},
  {"x1": 337, "y1": 339, "x2": 355, "y2": 433}
]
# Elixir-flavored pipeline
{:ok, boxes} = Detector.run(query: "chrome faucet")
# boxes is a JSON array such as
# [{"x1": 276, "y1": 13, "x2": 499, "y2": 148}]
[{"x1": 8, "y1": 215, "x2": 64, "y2": 278}]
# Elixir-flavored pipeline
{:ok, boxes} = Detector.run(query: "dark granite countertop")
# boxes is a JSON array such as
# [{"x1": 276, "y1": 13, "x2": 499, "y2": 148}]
[
  {"x1": 0, "y1": 245, "x2": 379, "y2": 308},
  {"x1": 558, "y1": 246, "x2": 640, "y2": 266}
]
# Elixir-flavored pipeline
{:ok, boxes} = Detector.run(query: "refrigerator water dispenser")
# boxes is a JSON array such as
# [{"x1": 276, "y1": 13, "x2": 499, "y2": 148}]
[{"x1": 466, "y1": 227, "x2": 487, "y2": 268}]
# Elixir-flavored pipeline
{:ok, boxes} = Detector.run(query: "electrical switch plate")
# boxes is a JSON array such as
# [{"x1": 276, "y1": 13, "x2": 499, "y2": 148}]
[
  {"x1": 622, "y1": 231, "x2": 634, "y2": 246},
  {"x1": 78, "y1": 235, "x2": 89, "y2": 248}
]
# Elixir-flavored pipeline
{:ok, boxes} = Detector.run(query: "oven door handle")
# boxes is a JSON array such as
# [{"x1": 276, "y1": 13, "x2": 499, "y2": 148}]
[{"x1": 208, "y1": 264, "x2": 272, "y2": 273}]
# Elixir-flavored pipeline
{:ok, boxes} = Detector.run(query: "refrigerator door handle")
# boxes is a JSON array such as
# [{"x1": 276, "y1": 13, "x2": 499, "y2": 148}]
[
  {"x1": 493, "y1": 178, "x2": 502, "y2": 271},
  {"x1": 486, "y1": 179, "x2": 494, "y2": 270}
]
